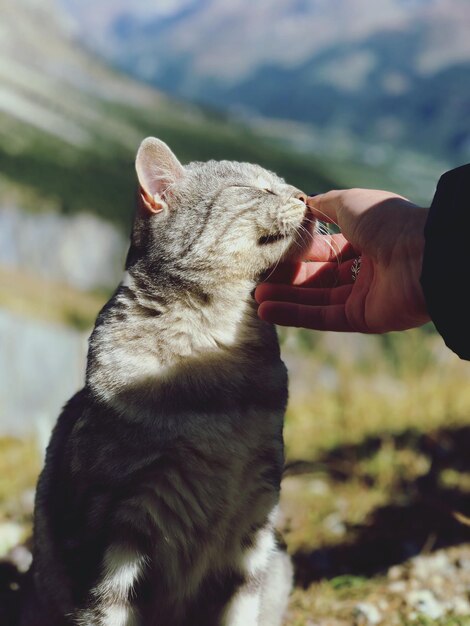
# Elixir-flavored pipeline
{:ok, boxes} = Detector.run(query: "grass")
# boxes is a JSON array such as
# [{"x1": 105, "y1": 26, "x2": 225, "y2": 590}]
[
  {"x1": 0, "y1": 438, "x2": 40, "y2": 529},
  {"x1": 275, "y1": 327, "x2": 470, "y2": 624},
  {"x1": 281, "y1": 327, "x2": 470, "y2": 459}
]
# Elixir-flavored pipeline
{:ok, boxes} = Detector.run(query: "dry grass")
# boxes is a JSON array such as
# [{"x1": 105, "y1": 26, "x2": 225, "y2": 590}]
[
  {"x1": 0, "y1": 438, "x2": 40, "y2": 510},
  {"x1": 282, "y1": 327, "x2": 470, "y2": 460},
  {"x1": 0, "y1": 438, "x2": 40, "y2": 548},
  {"x1": 277, "y1": 327, "x2": 470, "y2": 624}
]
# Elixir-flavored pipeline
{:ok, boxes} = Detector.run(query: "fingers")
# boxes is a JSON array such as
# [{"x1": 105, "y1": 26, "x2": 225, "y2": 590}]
[
  {"x1": 258, "y1": 301, "x2": 352, "y2": 332},
  {"x1": 306, "y1": 232, "x2": 356, "y2": 262},
  {"x1": 265, "y1": 234, "x2": 356, "y2": 285},
  {"x1": 255, "y1": 260, "x2": 358, "y2": 332},
  {"x1": 295, "y1": 259, "x2": 359, "y2": 286},
  {"x1": 255, "y1": 283, "x2": 353, "y2": 307},
  {"x1": 260, "y1": 257, "x2": 360, "y2": 289}
]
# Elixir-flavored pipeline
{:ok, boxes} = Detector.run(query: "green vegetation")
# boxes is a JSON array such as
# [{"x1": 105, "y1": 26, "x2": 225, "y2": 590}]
[{"x1": 0, "y1": 96, "x2": 336, "y2": 233}]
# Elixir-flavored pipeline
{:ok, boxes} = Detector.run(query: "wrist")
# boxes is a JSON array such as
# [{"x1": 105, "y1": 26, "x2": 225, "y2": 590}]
[{"x1": 403, "y1": 206, "x2": 431, "y2": 326}]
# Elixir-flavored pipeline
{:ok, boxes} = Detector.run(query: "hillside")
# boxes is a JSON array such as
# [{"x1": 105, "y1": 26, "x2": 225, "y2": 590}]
[
  {"x1": 0, "y1": 0, "x2": 336, "y2": 233},
  {"x1": 61, "y1": 0, "x2": 470, "y2": 166}
]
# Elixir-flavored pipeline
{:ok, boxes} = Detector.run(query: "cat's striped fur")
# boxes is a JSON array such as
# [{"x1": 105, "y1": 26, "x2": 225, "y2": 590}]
[{"x1": 19, "y1": 138, "x2": 312, "y2": 626}]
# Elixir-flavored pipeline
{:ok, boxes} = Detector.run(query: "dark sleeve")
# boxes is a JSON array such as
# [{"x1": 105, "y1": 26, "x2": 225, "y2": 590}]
[{"x1": 420, "y1": 164, "x2": 470, "y2": 360}]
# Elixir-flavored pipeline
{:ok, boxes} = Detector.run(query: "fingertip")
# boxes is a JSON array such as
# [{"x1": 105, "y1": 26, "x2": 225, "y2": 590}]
[
  {"x1": 254, "y1": 284, "x2": 267, "y2": 304},
  {"x1": 258, "y1": 300, "x2": 287, "y2": 326},
  {"x1": 307, "y1": 193, "x2": 323, "y2": 208},
  {"x1": 257, "y1": 300, "x2": 272, "y2": 322},
  {"x1": 257, "y1": 301, "x2": 297, "y2": 327},
  {"x1": 307, "y1": 192, "x2": 338, "y2": 224}
]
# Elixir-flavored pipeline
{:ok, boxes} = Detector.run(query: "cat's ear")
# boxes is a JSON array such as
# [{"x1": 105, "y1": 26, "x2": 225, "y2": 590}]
[{"x1": 135, "y1": 137, "x2": 185, "y2": 214}]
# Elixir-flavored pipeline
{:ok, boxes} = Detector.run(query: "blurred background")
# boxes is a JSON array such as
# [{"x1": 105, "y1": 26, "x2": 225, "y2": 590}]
[{"x1": 1, "y1": 0, "x2": 470, "y2": 624}]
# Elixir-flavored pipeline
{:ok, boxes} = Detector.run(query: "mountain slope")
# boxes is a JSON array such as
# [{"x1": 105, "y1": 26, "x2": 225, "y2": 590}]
[
  {"x1": 61, "y1": 0, "x2": 470, "y2": 164},
  {"x1": 0, "y1": 0, "x2": 336, "y2": 232}
]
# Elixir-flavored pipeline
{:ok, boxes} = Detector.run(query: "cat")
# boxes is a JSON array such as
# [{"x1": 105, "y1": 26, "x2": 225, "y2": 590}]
[{"x1": 19, "y1": 137, "x2": 314, "y2": 626}]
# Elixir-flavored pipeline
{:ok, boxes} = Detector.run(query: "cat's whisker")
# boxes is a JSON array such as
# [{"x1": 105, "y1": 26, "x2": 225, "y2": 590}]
[
  {"x1": 293, "y1": 222, "x2": 343, "y2": 268},
  {"x1": 289, "y1": 223, "x2": 314, "y2": 258},
  {"x1": 315, "y1": 221, "x2": 329, "y2": 235},
  {"x1": 263, "y1": 251, "x2": 284, "y2": 283},
  {"x1": 297, "y1": 222, "x2": 315, "y2": 243},
  {"x1": 308, "y1": 219, "x2": 343, "y2": 265},
  {"x1": 324, "y1": 238, "x2": 342, "y2": 266},
  {"x1": 307, "y1": 207, "x2": 340, "y2": 229}
]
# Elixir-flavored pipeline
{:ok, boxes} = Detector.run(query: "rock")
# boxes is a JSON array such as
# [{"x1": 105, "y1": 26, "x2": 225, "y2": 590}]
[
  {"x1": 353, "y1": 602, "x2": 382, "y2": 625},
  {"x1": 388, "y1": 580, "x2": 407, "y2": 594},
  {"x1": 323, "y1": 513, "x2": 346, "y2": 537},
  {"x1": 0, "y1": 522, "x2": 24, "y2": 558},
  {"x1": 456, "y1": 556, "x2": 470, "y2": 571},
  {"x1": 7, "y1": 545, "x2": 32, "y2": 573},
  {"x1": 406, "y1": 589, "x2": 445, "y2": 620},
  {"x1": 445, "y1": 596, "x2": 470, "y2": 616},
  {"x1": 410, "y1": 552, "x2": 450, "y2": 579},
  {"x1": 387, "y1": 565, "x2": 403, "y2": 581}
]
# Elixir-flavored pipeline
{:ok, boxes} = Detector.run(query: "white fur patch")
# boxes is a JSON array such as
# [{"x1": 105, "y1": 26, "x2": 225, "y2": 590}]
[
  {"x1": 244, "y1": 528, "x2": 275, "y2": 577},
  {"x1": 94, "y1": 546, "x2": 146, "y2": 602},
  {"x1": 223, "y1": 591, "x2": 261, "y2": 626},
  {"x1": 101, "y1": 604, "x2": 134, "y2": 626}
]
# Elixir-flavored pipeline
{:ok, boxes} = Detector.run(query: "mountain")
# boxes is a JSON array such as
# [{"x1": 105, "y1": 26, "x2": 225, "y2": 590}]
[
  {"x1": 0, "y1": 0, "x2": 336, "y2": 233},
  {"x1": 60, "y1": 0, "x2": 470, "y2": 165}
]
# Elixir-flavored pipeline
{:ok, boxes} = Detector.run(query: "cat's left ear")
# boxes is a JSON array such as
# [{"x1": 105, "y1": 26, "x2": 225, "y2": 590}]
[{"x1": 135, "y1": 137, "x2": 185, "y2": 214}]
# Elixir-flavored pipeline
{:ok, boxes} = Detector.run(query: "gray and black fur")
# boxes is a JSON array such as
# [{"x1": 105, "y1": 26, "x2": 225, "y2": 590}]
[{"x1": 19, "y1": 138, "x2": 313, "y2": 626}]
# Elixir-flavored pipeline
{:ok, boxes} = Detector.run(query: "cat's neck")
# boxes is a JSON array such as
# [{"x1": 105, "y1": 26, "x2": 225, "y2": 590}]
[
  {"x1": 123, "y1": 269, "x2": 259, "y2": 351},
  {"x1": 86, "y1": 269, "x2": 277, "y2": 407}
]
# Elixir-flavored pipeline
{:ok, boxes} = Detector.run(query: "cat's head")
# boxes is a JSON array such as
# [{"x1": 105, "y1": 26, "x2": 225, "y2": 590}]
[{"x1": 128, "y1": 137, "x2": 313, "y2": 284}]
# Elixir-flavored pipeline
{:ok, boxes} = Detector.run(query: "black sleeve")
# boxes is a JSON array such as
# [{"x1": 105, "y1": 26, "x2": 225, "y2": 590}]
[{"x1": 420, "y1": 164, "x2": 470, "y2": 360}]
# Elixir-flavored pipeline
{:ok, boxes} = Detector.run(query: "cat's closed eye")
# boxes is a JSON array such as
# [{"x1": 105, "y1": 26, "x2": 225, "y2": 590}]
[{"x1": 228, "y1": 185, "x2": 275, "y2": 195}]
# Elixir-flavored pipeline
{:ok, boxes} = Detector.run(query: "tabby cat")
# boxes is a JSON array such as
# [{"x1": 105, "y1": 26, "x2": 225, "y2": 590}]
[{"x1": 19, "y1": 138, "x2": 313, "y2": 626}]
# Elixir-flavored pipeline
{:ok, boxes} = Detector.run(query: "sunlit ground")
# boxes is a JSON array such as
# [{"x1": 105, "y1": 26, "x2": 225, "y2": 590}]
[{"x1": 280, "y1": 327, "x2": 470, "y2": 625}]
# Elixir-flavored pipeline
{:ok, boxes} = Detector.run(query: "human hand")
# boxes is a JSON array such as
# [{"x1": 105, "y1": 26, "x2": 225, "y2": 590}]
[{"x1": 255, "y1": 189, "x2": 431, "y2": 333}]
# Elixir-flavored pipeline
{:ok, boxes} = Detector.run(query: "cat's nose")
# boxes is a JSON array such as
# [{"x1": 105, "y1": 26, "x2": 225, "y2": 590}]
[{"x1": 294, "y1": 192, "x2": 308, "y2": 204}]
